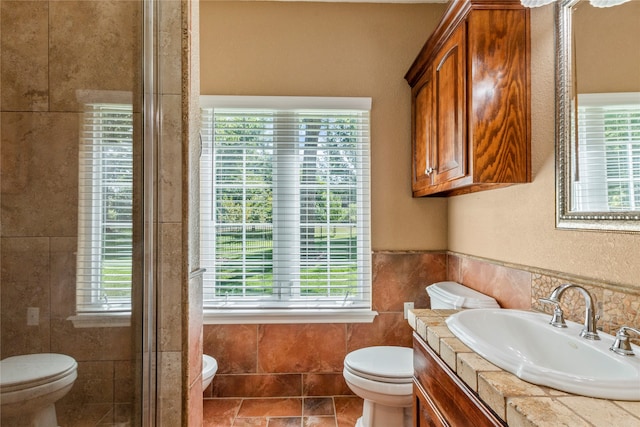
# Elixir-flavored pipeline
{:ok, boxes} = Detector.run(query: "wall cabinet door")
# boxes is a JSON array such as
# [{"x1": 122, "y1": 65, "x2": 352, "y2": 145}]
[
  {"x1": 432, "y1": 23, "x2": 466, "y2": 187},
  {"x1": 412, "y1": 68, "x2": 435, "y2": 193}
]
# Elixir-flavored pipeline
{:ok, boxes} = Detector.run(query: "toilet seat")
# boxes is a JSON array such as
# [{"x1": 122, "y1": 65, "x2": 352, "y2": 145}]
[
  {"x1": 344, "y1": 346, "x2": 413, "y2": 384},
  {"x1": 1, "y1": 354, "x2": 77, "y2": 393}
]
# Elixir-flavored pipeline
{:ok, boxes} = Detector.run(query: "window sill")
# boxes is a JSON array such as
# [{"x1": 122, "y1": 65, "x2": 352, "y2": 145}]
[
  {"x1": 68, "y1": 309, "x2": 378, "y2": 327},
  {"x1": 68, "y1": 313, "x2": 131, "y2": 328},
  {"x1": 203, "y1": 308, "x2": 378, "y2": 325}
]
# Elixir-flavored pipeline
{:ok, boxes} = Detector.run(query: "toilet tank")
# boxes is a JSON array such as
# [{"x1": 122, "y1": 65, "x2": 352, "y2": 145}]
[{"x1": 426, "y1": 281, "x2": 500, "y2": 309}]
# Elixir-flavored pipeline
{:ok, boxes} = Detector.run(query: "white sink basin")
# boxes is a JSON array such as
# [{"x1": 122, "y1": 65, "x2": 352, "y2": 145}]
[{"x1": 445, "y1": 309, "x2": 640, "y2": 400}]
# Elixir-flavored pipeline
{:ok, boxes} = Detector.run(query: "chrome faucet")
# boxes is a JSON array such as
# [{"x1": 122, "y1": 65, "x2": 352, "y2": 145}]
[
  {"x1": 610, "y1": 326, "x2": 640, "y2": 356},
  {"x1": 539, "y1": 283, "x2": 600, "y2": 340}
]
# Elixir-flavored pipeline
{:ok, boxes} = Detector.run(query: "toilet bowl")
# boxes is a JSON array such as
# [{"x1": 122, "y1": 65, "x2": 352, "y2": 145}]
[
  {"x1": 343, "y1": 346, "x2": 413, "y2": 427},
  {"x1": 344, "y1": 282, "x2": 499, "y2": 427},
  {"x1": 0, "y1": 353, "x2": 78, "y2": 427},
  {"x1": 202, "y1": 354, "x2": 218, "y2": 391}
]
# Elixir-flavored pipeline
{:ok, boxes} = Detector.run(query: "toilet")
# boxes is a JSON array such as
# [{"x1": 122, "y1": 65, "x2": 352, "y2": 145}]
[
  {"x1": 343, "y1": 346, "x2": 413, "y2": 427},
  {"x1": 202, "y1": 354, "x2": 218, "y2": 390},
  {"x1": 343, "y1": 281, "x2": 499, "y2": 427},
  {"x1": 0, "y1": 353, "x2": 78, "y2": 427}
]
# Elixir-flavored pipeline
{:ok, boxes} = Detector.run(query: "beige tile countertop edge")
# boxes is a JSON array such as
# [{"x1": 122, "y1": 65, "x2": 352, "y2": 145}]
[{"x1": 407, "y1": 309, "x2": 640, "y2": 427}]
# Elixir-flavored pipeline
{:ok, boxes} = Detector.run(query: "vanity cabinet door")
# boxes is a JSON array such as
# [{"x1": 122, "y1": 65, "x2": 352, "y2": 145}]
[
  {"x1": 414, "y1": 382, "x2": 447, "y2": 427},
  {"x1": 413, "y1": 333, "x2": 506, "y2": 427}
]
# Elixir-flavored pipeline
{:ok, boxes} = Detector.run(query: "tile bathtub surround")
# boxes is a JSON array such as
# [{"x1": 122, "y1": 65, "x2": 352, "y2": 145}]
[
  {"x1": 203, "y1": 252, "x2": 447, "y2": 399},
  {"x1": 410, "y1": 310, "x2": 640, "y2": 427}
]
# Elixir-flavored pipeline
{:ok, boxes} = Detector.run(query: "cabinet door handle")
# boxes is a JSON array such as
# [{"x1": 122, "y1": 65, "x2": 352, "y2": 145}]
[{"x1": 425, "y1": 167, "x2": 435, "y2": 175}]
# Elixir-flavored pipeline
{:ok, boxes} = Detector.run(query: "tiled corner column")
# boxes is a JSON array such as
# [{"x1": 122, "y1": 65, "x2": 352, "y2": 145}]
[
  {"x1": 158, "y1": 0, "x2": 203, "y2": 423},
  {"x1": 156, "y1": 0, "x2": 191, "y2": 424},
  {"x1": 184, "y1": 0, "x2": 204, "y2": 425},
  {"x1": 408, "y1": 309, "x2": 640, "y2": 427}
]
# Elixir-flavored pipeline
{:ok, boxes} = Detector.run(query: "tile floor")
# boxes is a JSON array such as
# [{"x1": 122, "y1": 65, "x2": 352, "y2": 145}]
[{"x1": 203, "y1": 396, "x2": 364, "y2": 427}]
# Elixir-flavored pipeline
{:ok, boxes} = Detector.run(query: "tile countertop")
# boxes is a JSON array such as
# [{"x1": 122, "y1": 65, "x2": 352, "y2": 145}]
[{"x1": 407, "y1": 309, "x2": 640, "y2": 427}]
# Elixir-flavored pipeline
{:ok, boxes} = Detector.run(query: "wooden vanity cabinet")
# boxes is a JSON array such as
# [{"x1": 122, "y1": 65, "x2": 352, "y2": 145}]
[
  {"x1": 406, "y1": 0, "x2": 531, "y2": 197},
  {"x1": 413, "y1": 333, "x2": 506, "y2": 427}
]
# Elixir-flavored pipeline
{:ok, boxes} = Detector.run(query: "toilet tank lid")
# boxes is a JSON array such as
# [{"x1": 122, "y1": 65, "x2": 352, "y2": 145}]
[
  {"x1": 426, "y1": 281, "x2": 500, "y2": 309},
  {"x1": 0, "y1": 353, "x2": 77, "y2": 389}
]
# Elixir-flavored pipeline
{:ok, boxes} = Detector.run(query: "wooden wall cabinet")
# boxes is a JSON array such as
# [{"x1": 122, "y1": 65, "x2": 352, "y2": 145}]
[
  {"x1": 405, "y1": 0, "x2": 531, "y2": 197},
  {"x1": 413, "y1": 333, "x2": 506, "y2": 427}
]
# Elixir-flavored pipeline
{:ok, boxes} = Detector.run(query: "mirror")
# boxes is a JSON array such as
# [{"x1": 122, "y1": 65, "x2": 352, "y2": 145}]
[{"x1": 556, "y1": 0, "x2": 640, "y2": 232}]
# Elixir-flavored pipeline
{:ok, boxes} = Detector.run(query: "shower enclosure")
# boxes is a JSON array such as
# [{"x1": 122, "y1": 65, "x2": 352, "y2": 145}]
[{"x1": 0, "y1": 0, "x2": 203, "y2": 423}]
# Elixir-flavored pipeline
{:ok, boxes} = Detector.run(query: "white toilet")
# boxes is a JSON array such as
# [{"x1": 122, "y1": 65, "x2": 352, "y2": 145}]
[
  {"x1": 343, "y1": 346, "x2": 414, "y2": 427},
  {"x1": 343, "y1": 281, "x2": 499, "y2": 427},
  {"x1": 202, "y1": 354, "x2": 218, "y2": 390},
  {"x1": 0, "y1": 353, "x2": 78, "y2": 427}
]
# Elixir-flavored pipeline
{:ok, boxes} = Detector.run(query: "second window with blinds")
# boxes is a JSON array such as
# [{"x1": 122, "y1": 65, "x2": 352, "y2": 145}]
[{"x1": 200, "y1": 96, "x2": 374, "y2": 323}]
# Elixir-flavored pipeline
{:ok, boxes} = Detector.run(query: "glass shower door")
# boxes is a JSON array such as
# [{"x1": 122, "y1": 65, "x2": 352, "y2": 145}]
[{"x1": 0, "y1": 0, "x2": 158, "y2": 424}]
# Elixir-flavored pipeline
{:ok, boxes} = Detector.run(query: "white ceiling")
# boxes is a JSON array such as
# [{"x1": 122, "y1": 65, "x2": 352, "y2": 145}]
[{"x1": 204, "y1": 0, "x2": 449, "y2": 3}]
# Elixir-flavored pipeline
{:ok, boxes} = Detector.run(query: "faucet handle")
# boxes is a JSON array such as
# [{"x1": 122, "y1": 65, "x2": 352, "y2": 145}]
[
  {"x1": 610, "y1": 327, "x2": 640, "y2": 356},
  {"x1": 539, "y1": 298, "x2": 567, "y2": 328}
]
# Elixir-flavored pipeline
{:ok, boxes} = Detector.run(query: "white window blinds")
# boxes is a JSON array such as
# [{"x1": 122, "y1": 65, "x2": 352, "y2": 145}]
[
  {"x1": 77, "y1": 103, "x2": 133, "y2": 312},
  {"x1": 574, "y1": 93, "x2": 640, "y2": 212},
  {"x1": 200, "y1": 96, "x2": 371, "y2": 311}
]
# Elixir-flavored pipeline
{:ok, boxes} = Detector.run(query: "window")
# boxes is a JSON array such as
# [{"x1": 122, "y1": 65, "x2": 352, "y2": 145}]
[
  {"x1": 200, "y1": 96, "x2": 372, "y2": 322},
  {"x1": 573, "y1": 92, "x2": 640, "y2": 212},
  {"x1": 76, "y1": 101, "x2": 133, "y2": 313}
]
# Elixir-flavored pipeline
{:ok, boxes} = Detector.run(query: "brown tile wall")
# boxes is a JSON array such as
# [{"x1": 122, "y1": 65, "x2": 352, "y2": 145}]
[
  {"x1": 203, "y1": 252, "x2": 447, "y2": 398},
  {"x1": 203, "y1": 251, "x2": 640, "y2": 401},
  {"x1": 447, "y1": 253, "x2": 640, "y2": 336},
  {"x1": 446, "y1": 253, "x2": 532, "y2": 310}
]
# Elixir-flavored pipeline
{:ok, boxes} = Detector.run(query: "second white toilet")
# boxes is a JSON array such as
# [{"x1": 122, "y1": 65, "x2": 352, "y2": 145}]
[
  {"x1": 0, "y1": 353, "x2": 78, "y2": 427},
  {"x1": 202, "y1": 354, "x2": 218, "y2": 390},
  {"x1": 342, "y1": 281, "x2": 499, "y2": 427}
]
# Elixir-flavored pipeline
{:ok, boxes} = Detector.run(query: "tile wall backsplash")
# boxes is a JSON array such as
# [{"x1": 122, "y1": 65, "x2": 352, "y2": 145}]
[
  {"x1": 203, "y1": 251, "x2": 640, "y2": 402},
  {"x1": 448, "y1": 253, "x2": 640, "y2": 338},
  {"x1": 531, "y1": 274, "x2": 640, "y2": 337}
]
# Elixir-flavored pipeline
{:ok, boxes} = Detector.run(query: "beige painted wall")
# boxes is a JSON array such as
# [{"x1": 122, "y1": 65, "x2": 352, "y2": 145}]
[
  {"x1": 448, "y1": 5, "x2": 640, "y2": 289},
  {"x1": 199, "y1": 1, "x2": 448, "y2": 251},
  {"x1": 200, "y1": 2, "x2": 640, "y2": 289},
  {"x1": 574, "y1": 0, "x2": 640, "y2": 93}
]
